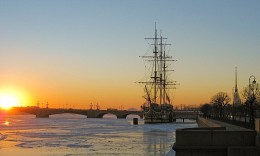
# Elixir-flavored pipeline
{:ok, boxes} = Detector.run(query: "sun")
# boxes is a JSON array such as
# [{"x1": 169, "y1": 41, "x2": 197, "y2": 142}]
[{"x1": 0, "y1": 95, "x2": 19, "y2": 110}]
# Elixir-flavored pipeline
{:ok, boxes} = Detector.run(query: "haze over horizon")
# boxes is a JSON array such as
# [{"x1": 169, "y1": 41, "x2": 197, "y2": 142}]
[{"x1": 1, "y1": 0, "x2": 260, "y2": 109}]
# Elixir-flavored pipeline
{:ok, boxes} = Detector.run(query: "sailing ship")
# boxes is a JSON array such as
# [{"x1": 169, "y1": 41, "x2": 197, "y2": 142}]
[{"x1": 140, "y1": 24, "x2": 176, "y2": 123}]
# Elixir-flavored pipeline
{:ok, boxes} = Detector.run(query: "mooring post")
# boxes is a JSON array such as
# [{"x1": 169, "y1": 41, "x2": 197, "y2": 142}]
[{"x1": 133, "y1": 118, "x2": 138, "y2": 125}]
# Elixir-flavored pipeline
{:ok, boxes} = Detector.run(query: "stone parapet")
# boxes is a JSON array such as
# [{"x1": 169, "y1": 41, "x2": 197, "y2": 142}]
[
  {"x1": 255, "y1": 119, "x2": 260, "y2": 147},
  {"x1": 173, "y1": 117, "x2": 260, "y2": 156}
]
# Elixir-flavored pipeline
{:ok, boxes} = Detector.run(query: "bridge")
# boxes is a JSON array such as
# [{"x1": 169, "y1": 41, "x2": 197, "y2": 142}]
[
  {"x1": 12, "y1": 107, "x2": 201, "y2": 121},
  {"x1": 12, "y1": 107, "x2": 143, "y2": 118},
  {"x1": 173, "y1": 110, "x2": 202, "y2": 122}
]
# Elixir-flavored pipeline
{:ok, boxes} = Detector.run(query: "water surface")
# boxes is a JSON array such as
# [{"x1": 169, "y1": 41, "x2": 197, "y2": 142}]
[{"x1": 0, "y1": 114, "x2": 197, "y2": 156}]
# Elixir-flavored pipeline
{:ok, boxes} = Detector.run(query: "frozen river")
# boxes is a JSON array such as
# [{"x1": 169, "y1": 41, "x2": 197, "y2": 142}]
[{"x1": 0, "y1": 114, "x2": 197, "y2": 156}]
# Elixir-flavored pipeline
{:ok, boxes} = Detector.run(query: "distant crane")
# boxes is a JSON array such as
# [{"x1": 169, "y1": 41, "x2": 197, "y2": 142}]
[
  {"x1": 36, "y1": 101, "x2": 40, "y2": 108},
  {"x1": 90, "y1": 103, "x2": 94, "y2": 110},
  {"x1": 96, "y1": 103, "x2": 100, "y2": 110},
  {"x1": 46, "y1": 102, "x2": 49, "y2": 109}
]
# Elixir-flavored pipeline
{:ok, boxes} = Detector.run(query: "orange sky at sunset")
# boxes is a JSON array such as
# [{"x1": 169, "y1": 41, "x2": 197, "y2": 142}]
[{"x1": 1, "y1": 1, "x2": 260, "y2": 110}]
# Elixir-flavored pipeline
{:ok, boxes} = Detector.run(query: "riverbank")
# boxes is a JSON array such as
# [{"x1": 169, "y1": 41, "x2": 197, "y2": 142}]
[{"x1": 173, "y1": 117, "x2": 260, "y2": 156}]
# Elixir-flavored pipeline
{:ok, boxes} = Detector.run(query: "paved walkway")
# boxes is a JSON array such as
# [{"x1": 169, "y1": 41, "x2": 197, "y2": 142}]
[{"x1": 209, "y1": 118, "x2": 253, "y2": 131}]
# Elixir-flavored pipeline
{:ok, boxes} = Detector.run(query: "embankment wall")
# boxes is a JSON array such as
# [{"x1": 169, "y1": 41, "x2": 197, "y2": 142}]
[{"x1": 173, "y1": 117, "x2": 260, "y2": 156}]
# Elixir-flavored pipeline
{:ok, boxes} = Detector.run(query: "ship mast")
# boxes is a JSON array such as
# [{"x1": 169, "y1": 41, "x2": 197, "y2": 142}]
[
  {"x1": 139, "y1": 23, "x2": 175, "y2": 106},
  {"x1": 159, "y1": 34, "x2": 163, "y2": 105},
  {"x1": 163, "y1": 45, "x2": 166, "y2": 104},
  {"x1": 153, "y1": 24, "x2": 158, "y2": 103}
]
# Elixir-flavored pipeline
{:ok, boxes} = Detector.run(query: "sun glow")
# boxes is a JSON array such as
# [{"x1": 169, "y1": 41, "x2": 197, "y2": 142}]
[{"x1": 0, "y1": 95, "x2": 20, "y2": 110}]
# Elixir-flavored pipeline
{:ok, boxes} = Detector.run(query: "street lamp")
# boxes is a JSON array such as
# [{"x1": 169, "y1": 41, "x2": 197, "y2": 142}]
[
  {"x1": 232, "y1": 87, "x2": 235, "y2": 121},
  {"x1": 248, "y1": 75, "x2": 258, "y2": 127}
]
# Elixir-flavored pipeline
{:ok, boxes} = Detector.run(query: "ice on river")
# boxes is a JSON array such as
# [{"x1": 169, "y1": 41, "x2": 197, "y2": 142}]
[{"x1": 0, "y1": 114, "x2": 197, "y2": 156}]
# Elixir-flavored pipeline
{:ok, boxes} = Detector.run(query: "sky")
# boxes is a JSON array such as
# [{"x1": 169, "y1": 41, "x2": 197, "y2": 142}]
[{"x1": 0, "y1": 0, "x2": 260, "y2": 110}]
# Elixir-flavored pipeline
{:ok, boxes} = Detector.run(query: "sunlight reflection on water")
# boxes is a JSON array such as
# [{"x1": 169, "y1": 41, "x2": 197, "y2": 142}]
[
  {"x1": 0, "y1": 114, "x2": 197, "y2": 156},
  {"x1": 3, "y1": 121, "x2": 10, "y2": 125}
]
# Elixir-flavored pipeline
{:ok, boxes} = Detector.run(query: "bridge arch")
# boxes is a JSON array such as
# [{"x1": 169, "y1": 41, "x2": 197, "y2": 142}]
[
  {"x1": 96, "y1": 113, "x2": 117, "y2": 118},
  {"x1": 102, "y1": 113, "x2": 117, "y2": 119},
  {"x1": 49, "y1": 113, "x2": 87, "y2": 118},
  {"x1": 121, "y1": 113, "x2": 142, "y2": 119}
]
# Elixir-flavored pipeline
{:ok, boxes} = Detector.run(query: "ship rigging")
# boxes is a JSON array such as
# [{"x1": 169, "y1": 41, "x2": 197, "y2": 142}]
[{"x1": 139, "y1": 24, "x2": 177, "y2": 123}]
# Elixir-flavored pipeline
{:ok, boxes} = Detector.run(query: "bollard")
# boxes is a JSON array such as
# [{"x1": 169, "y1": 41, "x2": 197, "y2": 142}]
[{"x1": 133, "y1": 118, "x2": 138, "y2": 125}]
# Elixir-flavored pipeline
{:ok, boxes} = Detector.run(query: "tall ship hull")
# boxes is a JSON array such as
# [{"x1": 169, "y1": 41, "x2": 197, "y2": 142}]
[
  {"x1": 139, "y1": 24, "x2": 176, "y2": 124},
  {"x1": 142, "y1": 103, "x2": 174, "y2": 123}
]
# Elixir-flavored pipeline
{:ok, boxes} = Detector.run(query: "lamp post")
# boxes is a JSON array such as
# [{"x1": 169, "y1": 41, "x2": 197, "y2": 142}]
[
  {"x1": 248, "y1": 75, "x2": 257, "y2": 126},
  {"x1": 232, "y1": 87, "x2": 235, "y2": 121}
]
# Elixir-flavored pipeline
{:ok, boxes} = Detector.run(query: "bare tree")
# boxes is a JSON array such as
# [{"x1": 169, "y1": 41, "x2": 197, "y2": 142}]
[
  {"x1": 241, "y1": 85, "x2": 260, "y2": 125},
  {"x1": 210, "y1": 92, "x2": 231, "y2": 118},
  {"x1": 241, "y1": 86, "x2": 260, "y2": 104},
  {"x1": 200, "y1": 103, "x2": 212, "y2": 118}
]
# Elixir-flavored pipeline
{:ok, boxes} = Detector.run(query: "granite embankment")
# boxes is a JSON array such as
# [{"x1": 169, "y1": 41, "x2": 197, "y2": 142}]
[{"x1": 173, "y1": 117, "x2": 260, "y2": 156}]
